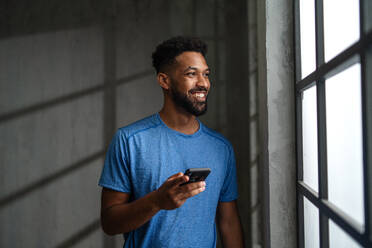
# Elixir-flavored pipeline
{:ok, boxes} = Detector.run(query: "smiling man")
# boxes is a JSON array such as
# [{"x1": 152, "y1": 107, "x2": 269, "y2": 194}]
[{"x1": 99, "y1": 36, "x2": 245, "y2": 248}]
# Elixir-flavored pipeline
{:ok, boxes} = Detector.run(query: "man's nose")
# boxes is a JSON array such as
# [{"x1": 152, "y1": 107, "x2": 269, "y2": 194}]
[{"x1": 196, "y1": 74, "x2": 209, "y2": 89}]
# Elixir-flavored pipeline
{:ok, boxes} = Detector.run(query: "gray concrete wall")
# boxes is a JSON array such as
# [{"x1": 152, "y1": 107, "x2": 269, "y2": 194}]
[
  {"x1": 0, "y1": 0, "x2": 264, "y2": 247},
  {"x1": 0, "y1": 2, "x2": 109, "y2": 246},
  {"x1": 0, "y1": 1, "x2": 171, "y2": 247},
  {"x1": 257, "y1": 0, "x2": 297, "y2": 247}
]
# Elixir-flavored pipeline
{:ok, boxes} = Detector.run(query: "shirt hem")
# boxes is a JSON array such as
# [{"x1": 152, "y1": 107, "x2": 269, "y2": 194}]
[
  {"x1": 98, "y1": 182, "x2": 131, "y2": 193},
  {"x1": 218, "y1": 196, "x2": 238, "y2": 202}
]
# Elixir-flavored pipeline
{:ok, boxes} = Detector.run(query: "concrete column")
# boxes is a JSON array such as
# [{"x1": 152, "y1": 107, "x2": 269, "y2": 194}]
[{"x1": 257, "y1": 0, "x2": 297, "y2": 247}]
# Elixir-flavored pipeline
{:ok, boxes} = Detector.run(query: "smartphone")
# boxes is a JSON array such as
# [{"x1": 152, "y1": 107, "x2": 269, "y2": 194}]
[{"x1": 180, "y1": 168, "x2": 211, "y2": 186}]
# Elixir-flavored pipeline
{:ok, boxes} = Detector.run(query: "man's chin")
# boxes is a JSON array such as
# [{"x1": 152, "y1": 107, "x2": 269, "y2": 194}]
[
  {"x1": 190, "y1": 105, "x2": 207, "y2": 116},
  {"x1": 172, "y1": 92, "x2": 208, "y2": 116},
  {"x1": 194, "y1": 111, "x2": 207, "y2": 117}
]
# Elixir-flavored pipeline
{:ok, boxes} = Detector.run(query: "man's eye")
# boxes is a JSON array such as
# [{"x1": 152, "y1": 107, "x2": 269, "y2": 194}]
[
  {"x1": 186, "y1": 72, "x2": 196, "y2": 76},
  {"x1": 203, "y1": 73, "x2": 210, "y2": 77}
]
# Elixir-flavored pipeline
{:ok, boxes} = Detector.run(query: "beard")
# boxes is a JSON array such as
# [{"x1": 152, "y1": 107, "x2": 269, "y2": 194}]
[{"x1": 169, "y1": 83, "x2": 208, "y2": 117}]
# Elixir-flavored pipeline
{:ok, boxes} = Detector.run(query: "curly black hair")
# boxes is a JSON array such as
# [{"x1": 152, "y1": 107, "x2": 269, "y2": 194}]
[{"x1": 152, "y1": 36, "x2": 208, "y2": 74}]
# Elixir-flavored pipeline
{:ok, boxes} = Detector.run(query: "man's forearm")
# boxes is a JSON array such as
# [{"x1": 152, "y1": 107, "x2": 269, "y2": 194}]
[{"x1": 101, "y1": 191, "x2": 160, "y2": 235}]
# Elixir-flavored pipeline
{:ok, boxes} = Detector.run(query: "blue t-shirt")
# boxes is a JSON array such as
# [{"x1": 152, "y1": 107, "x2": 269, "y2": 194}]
[{"x1": 98, "y1": 113, "x2": 238, "y2": 248}]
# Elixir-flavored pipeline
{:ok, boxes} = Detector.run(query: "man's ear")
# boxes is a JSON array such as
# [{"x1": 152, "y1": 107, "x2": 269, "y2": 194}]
[{"x1": 157, "y1": 72, "x2": 170, "y2": 90}]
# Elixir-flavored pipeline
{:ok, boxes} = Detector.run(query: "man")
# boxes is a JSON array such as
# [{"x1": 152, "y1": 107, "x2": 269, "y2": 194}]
[{"x1": 99, "y1": 36, "x2": 245, "y2": 248}]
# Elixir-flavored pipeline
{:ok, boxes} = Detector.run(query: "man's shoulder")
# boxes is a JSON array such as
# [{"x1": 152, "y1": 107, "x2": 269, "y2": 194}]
[
  {"x1": 202, "y1": 125, "x2": 233, "y2": 150},
  {"x1": 118, "y1": 113, "x2": 161, "y2": 139}
]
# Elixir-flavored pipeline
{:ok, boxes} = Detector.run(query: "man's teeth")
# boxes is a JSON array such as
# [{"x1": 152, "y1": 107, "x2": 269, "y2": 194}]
[{"x1": 195, "y1": 93, "x2": 205, "y2": 97}]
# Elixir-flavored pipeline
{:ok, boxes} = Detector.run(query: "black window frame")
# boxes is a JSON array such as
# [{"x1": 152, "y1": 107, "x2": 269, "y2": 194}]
[{"x1": 294, "y1": 0, "x2": 372, "y2": 247}]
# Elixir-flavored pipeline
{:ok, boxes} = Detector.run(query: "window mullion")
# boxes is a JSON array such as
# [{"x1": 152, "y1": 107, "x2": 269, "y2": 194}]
[
  {"x1": 296, "y1": 91, "x2": 305, "y2": 248},
  {"x1": 362, "y1": 45, "x2": 372, "y2": 244},
  {"x1": 294, "y1": 0, "x2": 302, "y2": 82},
  {"x1": 360, "y1": 0, "x2": 372, "y2": 242},
  {"x1": 294, "y1": 0, "x2": 305, "y2": 246},
  {"x1": 315, "y1": 0, "x2": 329, "y2": 248}
]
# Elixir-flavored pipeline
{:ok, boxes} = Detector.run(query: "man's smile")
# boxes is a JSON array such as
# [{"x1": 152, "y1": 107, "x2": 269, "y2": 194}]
[{"x1": 191, "y1": 91, "x2": 207, "y2": 101}]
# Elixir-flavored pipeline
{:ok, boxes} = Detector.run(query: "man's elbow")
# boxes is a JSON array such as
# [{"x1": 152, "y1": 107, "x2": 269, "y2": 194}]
[
  {"x1": 101, "y1": 219, "x2": 116, "y2": 236},
  {"x1": 101, "y1": 213, "x2": 120, "y2": 236}
]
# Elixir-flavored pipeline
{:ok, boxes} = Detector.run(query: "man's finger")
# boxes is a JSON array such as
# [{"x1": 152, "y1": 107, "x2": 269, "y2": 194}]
[
  {"x1": 166, "y1": 172, "x2": 183, "y2": 182},
  {"x1": 178, "y1": 181, "x2": 205, "y2": 192},
  {"x1": 168, "y1": 175, "x2": 188, "y2": 187},
  {"x1": 178, "y1": 186, "x2": 206, "y2": 200}
]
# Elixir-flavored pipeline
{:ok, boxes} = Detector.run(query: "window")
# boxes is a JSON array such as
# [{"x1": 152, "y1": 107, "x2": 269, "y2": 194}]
[{"x1": 295, "y1": 0, "x2": 372, "y2": 247}]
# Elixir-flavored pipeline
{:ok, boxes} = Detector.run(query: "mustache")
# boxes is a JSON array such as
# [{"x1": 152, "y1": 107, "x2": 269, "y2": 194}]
[{"x1": 189, "y1": 87, "x2": 208, "y2": 94}]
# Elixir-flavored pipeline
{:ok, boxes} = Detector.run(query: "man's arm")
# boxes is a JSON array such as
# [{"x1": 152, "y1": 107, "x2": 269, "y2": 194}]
[
  {"x1": 216, "y1": 200, "x2": 245, "y2": 248},
  {"x1": 101, "y1": 188, "x2": 159, "y2": 235},
  {"x1": 101, "y1": 172, "x2": 205, "y2": 235}
]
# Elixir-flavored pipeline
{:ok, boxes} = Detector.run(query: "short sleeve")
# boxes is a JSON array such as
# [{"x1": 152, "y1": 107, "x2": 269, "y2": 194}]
[
  {"x1": 98, "y1": 129, "x2": 132, "y2": 193},
  {"x1": 219, "y1": 146, "x2": 239, "y2": 202}
]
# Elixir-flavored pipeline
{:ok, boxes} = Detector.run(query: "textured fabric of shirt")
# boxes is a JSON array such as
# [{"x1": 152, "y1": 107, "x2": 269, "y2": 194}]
[{"x1": 98, "y1": 113, "x2": 238, "y2": 248}]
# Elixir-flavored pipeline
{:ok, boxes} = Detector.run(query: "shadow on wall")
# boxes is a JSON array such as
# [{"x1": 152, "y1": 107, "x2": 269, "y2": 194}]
[
  {"x1": 0, "y1": 0, "x2": 170, "y2": 247},
  {"x1": 0, "y1": 0, "x2": 259, "y2": 247}
]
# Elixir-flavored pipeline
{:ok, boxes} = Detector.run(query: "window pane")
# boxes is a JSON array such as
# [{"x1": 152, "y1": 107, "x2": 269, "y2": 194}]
[
  {"x1": 300, "y1": 0, "x2": 316, "y2": 78},
  {"x1": 329, "y1": 220, "x2": 362, "y2": 248},
  {"x1": 302, "y1": 85, "x2": 318, "y2": 191},
  {"x1": 324, "y1": 0, "x2": 360, "y2": 62},
  {"x1": 326, "y1": 63, "x2": 364, "y2": 225},
  {"x1": 304, "y1": 197, "x2": 320, "y2": 248}
]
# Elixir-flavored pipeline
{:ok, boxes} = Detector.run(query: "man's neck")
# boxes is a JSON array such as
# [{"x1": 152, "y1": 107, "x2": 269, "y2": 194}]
[{"x1": 158, "y1": 105, "x2": 200, "y2": 135}]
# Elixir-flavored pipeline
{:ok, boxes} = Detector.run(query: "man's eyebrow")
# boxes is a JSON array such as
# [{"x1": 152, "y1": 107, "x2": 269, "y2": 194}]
[
  {"x1": 183, "y1": 66, "x2": 210, "y2": 72},
  {"x1": 184, "y1": 66, "x2": 197, "y2": 72}
]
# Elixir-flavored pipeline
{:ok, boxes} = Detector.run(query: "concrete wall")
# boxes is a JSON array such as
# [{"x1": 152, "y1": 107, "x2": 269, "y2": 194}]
[
  {"x1": 0, "y1": 0, "x2": 265, "y2": 247},
  {"x1": 257, "y1": 0, "x2": 297, "y2": 247},
  {"x1": 0, "y1": 1, "x2": 170, "y2": 247}
]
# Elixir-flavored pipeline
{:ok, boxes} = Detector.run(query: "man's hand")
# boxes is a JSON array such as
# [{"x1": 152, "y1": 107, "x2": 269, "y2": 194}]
[
  {"x1": 101, "y1": 172, "x2": 206, "y2": 235},
  {"x1": 153, "y1": 172, "x2": 206, "y2": 210}
]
